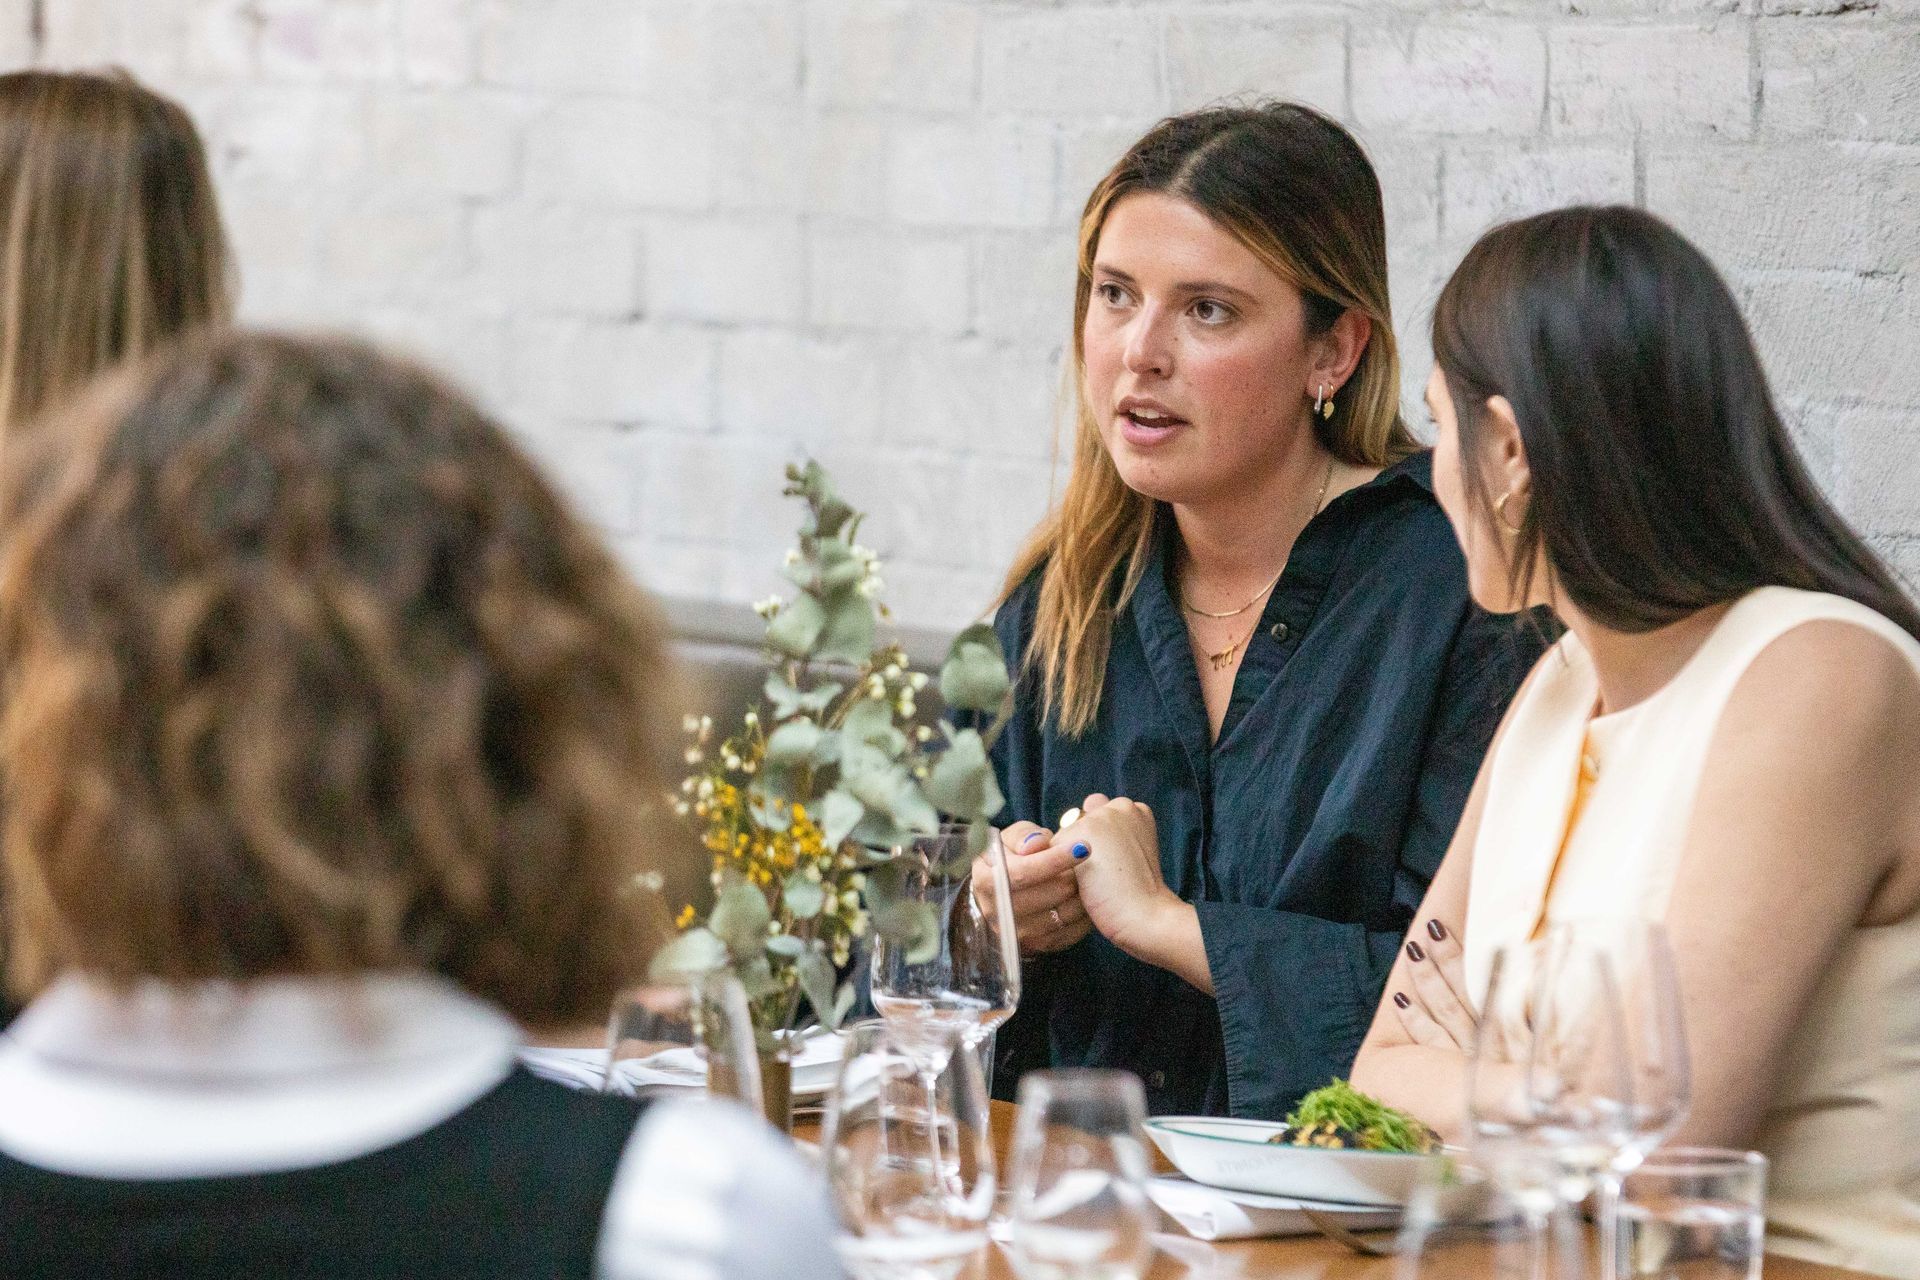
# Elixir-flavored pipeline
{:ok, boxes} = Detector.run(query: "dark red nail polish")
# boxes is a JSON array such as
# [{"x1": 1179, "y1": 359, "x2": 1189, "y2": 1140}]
[
  {"x1": 1393, "y1": 992, "x2": 1410, "y2": 1009},
  {"x1": 1406, "y1": 940, "x2": 1425, "y2": 962},
  {"x1": 1427, "y1": 919, "x2": 1447, "y2": 942}
]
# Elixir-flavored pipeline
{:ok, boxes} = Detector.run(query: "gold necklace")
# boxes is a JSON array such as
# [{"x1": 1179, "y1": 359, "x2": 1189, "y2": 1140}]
[{"x1": 1179, "y1": 455, "x2": 1336, "y2": 619}]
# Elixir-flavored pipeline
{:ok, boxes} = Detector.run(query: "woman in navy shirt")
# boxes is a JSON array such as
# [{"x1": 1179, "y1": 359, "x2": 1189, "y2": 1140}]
[{"x1": 975, "y1": 102, "x2": 1543, "y2": 1120}]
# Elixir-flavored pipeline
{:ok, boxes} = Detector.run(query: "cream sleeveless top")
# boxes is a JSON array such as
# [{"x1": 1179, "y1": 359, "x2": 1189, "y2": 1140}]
[{"x1": 1463, "y1": 586, "x2": 1920, "y2": 1277}]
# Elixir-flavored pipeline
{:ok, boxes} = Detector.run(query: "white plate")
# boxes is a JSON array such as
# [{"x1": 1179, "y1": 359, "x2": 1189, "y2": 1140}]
[{"x1": 1145, "y1": 1116, "x2": 1435, "y2": 1208}]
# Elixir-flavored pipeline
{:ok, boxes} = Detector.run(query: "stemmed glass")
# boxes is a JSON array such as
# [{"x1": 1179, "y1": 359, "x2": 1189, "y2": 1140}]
[
  {"x1": 871, "y1": 823, "x2": 1021, "y2": 1146},
  {"x1": 1469, "y1": 921, "x2": 1691, "y2": 1278},
  {"x1": 1003, "y1": 1069, "x2": 1155, "y2": 1280},
  {"x1": 821, "y1": 1020, "x2": 996, "y2": 1280}
]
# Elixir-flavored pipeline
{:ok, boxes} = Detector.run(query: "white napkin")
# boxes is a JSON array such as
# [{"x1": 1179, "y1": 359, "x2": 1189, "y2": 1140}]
[
  {"x1": 522, "y1": 1030, "x2": 851, "y2": 1097},
  {"x1": 1145, "y1": 1177, "x2": 1400, "y2": 1242},
  {"x1": 517, "y1": 1045, "x2": 612, "y2": 1091}
]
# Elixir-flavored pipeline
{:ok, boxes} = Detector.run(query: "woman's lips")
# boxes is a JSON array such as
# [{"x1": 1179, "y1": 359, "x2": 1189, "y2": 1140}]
[{"x1": 1116, "y1": 412, "x2": 1188, "y2": 448}]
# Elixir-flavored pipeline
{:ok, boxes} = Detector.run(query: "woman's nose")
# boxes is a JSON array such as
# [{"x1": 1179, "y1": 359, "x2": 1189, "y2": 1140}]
[{"x1": 1121, "y1": 308, "x2": 1172, "y2": 378}]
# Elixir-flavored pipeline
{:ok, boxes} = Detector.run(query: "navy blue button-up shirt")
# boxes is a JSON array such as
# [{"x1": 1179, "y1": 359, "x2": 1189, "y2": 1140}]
[{"x1": 989, "y1": 452, "x2": 1545, "y2": 1119}]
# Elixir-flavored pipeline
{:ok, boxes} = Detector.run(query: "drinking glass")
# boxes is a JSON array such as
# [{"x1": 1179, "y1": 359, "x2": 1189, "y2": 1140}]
[
  {"x1": 871, "y1": 823, "x2": 1021, "y2": 1077},
  {"x1": 1396, "y1": 1149, "x2": 1590, "y2": 1280},
  {"x1": 821, "y1": 1020, "x2": 996, "y2": 1280},
  {"x1": 1004, "y1": 1069, "x2": 1155, "y2": 1280},
  {"x1": 603, "y1": 971, "x2": 762, "y2": 1112},
  {"x1": 1616, "y1": 1149, "x2": 1766, "y2": 1280}
]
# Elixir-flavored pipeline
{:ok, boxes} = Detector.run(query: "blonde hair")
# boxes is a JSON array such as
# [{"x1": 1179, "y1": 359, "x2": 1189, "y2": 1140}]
[
  {"x1": 0, "y1": 333, "x2": 679, "y2": 1024},
  {"x1": 1000, "y1": 103, "x2": 1416, "y2": 737},
  {"x1": 0, "y1": 69, "x2": 232, "y2": 439}
]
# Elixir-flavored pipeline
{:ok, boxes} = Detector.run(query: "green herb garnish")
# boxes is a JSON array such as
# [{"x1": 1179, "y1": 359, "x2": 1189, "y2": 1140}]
[{"x1": 1278, "y1": 1079, "x2": 1441, "y2": 1154}]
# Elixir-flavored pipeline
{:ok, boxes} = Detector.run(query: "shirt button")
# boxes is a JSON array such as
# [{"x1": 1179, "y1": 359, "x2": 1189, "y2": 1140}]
[
  {"x1": 1147, "y1": 1070, "x2": 1167, "y2": 1089},
  {"x1": 1268, "y1": 622, "x2": 1290, "y2": 642}
]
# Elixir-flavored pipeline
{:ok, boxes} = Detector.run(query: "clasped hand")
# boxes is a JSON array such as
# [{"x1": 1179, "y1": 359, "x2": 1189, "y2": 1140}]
[{"x1": 971, "y1": 794, "x2": 1182, "y2": 960}]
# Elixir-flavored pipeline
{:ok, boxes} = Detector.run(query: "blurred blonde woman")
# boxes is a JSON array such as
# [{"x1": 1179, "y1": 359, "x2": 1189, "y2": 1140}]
[
  {"x1": 0, "y1": 333, "x2": 839, "y2": 1280},
  {"x1": 0, "y1": 67, "x2": 231, "y2": 439}
]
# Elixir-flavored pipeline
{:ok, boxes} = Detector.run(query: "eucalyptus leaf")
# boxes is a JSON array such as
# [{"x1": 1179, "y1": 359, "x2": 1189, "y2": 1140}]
[
  {"x1": 818, "y1": 557, "x2": 863, "y2": 593},
  {"x1": 873, "y1": 900, "x2": 941, "y2": 965},
  {"x1": 647, "y1": 927, "x2": 727, "y2": 979},
  {"x1": 810, "y1": 729, "x2": 841, "y2": 768},
  {"x1": 783, "y1": 874, "x2": 826, "y2": 920},
  {"x1": 796, "y1": 949, "x2": 837, "y2": 1024},
  {"x1": 763, "y1": 675, "x2": 803, "y2": 718},
  {"x1": 765, "y1": 934, "x2": 807, "y2": 959},
  {"x1": 921, "y1": 728, "x2": 1005, "y2": 822},
  {"x1": 818, "y1": 788, "x2": 865, "y2": 847},
  {"x1": 798, "y1": 681, "x2": 843, "y2": 713},
  {"x1": 862, "y1": 856, "x2": 910, "y2": 911},
  {"x1": 736, "y1": 955, "x2": 783, "y2": 1002},
  {"x1": 709, "y1": 880, "x2": 773, "y2": 955},
  {"x1": 841, "y1": 699, "x2": 905, "y2": 756},
  {"x1": 747, "y1": 778, "x2": 789, "y2": 830},
  {"x1": 890, "y1": 786, "x2": 940, "y2": 837},
  {"x1": 815, "y1": 590, "x2": 876, "y2": 665},
  {"x1": 764, "y1": 718, "x2": 822, "y2": 768},
  {"x1": 829, "y1": 980, "x2": 857, "y2": 1030},
  {"x1": 939, "y1": 623, "x2": 1012, "y2": 712},
  {"x1": 765, "y1": 593, "x2": 825, "y2": 658}
]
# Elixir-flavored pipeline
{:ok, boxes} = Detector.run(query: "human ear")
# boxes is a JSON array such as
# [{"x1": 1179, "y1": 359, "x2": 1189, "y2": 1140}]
[
  {"x1": 1308, "y1": 310, "x2": 1371, "y2": 397},
  {"x1": 1484, "y1": 395, "x2": 1532, "y2": 503}
]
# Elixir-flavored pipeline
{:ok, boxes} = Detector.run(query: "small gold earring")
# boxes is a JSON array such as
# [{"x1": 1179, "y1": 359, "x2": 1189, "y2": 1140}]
[
  {"x1": 1493, "y1": 489, "x2": 1525, "y2": 534},
  {"x1": 1315, "y1": 383, "x2": 1335, "y2": 421}
]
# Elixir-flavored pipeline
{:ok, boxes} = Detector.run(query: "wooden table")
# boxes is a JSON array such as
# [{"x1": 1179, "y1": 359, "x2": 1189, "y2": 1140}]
[{"x1": 796, "y1": 1102, "x2": 1880, "y2": 1279}]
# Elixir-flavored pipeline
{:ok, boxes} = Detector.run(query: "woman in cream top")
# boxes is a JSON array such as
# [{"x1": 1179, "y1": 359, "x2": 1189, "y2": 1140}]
[{"x1": 1348, "y1": 206, "x2": 1920, "y2": 1279}]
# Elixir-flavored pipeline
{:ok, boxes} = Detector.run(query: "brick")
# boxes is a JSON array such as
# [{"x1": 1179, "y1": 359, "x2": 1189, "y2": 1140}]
[
  {"x1": 1743, "y1": 273, "x2": 1920, "y2": 408},
  {"x1": 0, "y1": 0, "x2": 32, "y2": 66},
  {"x1": 469, "y1": 204, "x2": 644, "y2": 319},
  {"x1": 1549, "y1": 24, "x2": 1751, "y2": 138},
  {"x1": 643, "y1": 216, "x2": 803, "y2": 325},
  {"x1": 478, "y1": 0, "x2": 698, "y2": 98},
  {"x1": 802, "y1": 114, "x2": 892, "y2": 220},
  {"x1": 713, "y1": 109, "x2": 807, "y2": 212},
  {"x1": 1353, "y1": 22, "x2": 1546, "y2": 136},
  {"x1": 218, "y1": 179, "x2": 330, "y2": 282},
  {"x1": 1443, "y1": 141, "x2": 1634, "y2": 242},
  {"x1": 1056, "y1": 123, "x2": 1161, "y2": 224},
  {"x1": 881, "y1": 341, "x2": 1065, "y2": 462},
  {"x1": 963, "y1": 455, "x2": 1059, "y2": 572},
  {"x1": 1762, "y1": 23, "x2": 1920, "y2": 141},
  {"x1": 184, "y1": 0, "x2": 259, "y2": 78},
  {"x1": 511, "y1": 319, "x2": 716, "y2": 426},
  {"x1": 1833, "y1": 405, "x2": 1920, "y2": 536},
  {"x1": 255, "y1": 0, "x2": 398, "y2": 83},
  {"x1": 889, "y1": 121, "x2": 1055, "y2": 228},
  {"x1": 981, "y1": 10, "x2": 1163, "y2": 117},
  {"x1": 806, "y1": 445, "x2": 968, "y2": 570},
  {"x1": 972, "y1": 230, "x2": 1079, "y2": 346},
  {"x1": 198, "y1": 87, "x2": 369, "y2": 185},
  {"x1": 1780, "y1": 397, "x2": 1840, "y2": 495},
  {"x1": 880, "y1": 562, "x2": 1007, "y2": 633},
  {"x1": 518, "y1": 422, "x2": 654, "y2": 535},
  {"x1": 1562, "y1": 0, "x2": 1745, "y2": 14},
  {"x1": 320, "y1": 198, "x2": 465, "y2": 294},
  {"x1": 716, "y1": 331, "x2": 889, "y2": 443},
  {"x1": 708, "y1": 3, "x2": 805, "y2": 104},
  {"x1": 398, "y1": 0, "x2": 474, "y2": 85},
  {"x1": 639, "y1": 434, "x2": 809, "y2": 550},
  {"x1": 367, "y1": 93, "x2": 523, "y2": 198},
  {"x1": 809, "y1": 230, "x2": 972, "y2": 336},
  {"x1": 1354, "y1": 133, "x2": 1444, "y2": 250},
  {"x1": 1646, "y1": 143, "x2": 1920, "y2": 276},
  {"x1": 1164, "y1": 13, "x2": 1346, "y2": 114},
  {"x1": 806, "y1": 0, "x2": 980, "y2": 111},
  {"x1": 525, "y1": 100, "x2": 712, "y2": 211}
]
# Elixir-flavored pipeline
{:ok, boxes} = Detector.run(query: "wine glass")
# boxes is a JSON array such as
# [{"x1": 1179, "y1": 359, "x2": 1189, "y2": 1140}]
[
  {"x1": 871, "y1": 822, "x2": 1020, "y2": 1155},
  {"x1": 821, "y1": 1020, "x2": 996, "y2": 1280},
  {"x1": 603, "y1": 971, "x2": 762, "y2": 1112},
  {"x1": 1395, "y1": 1148, "x2": 1587, "y2": 1280},
  {"x1": 1004, "y1": 1069, "x2": 1155, "y2": 1280}
]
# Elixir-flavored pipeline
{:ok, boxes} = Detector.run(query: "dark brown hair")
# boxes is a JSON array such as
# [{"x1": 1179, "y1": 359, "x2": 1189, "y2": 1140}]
[
  {"x1": 1003, "y1": 101, "x2": 1419, "y2": 735},
  {"x1": 1434, "y1": 204, "x2": 1920, "y2": 642},
  {"x1": 0, "y1": 68, "x2": 232, "y2": 437},
  {"x1": 0, "y1": 332, "x2": 679, "y2": 1022}
]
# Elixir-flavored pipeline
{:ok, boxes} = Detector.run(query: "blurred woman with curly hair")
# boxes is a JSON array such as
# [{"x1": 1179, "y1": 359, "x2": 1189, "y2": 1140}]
[{"x1": 0, "y1": 332, "x2": 839, "y2": 1280}]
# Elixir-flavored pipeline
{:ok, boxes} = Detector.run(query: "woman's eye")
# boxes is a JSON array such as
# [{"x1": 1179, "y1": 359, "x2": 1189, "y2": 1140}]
[
  {"x1": 1190, "y1": 299, "x2": 1234, "y2": 325},
  {"x1": 1096, "y1": 282, "x2": 1130, "y2": 307}
]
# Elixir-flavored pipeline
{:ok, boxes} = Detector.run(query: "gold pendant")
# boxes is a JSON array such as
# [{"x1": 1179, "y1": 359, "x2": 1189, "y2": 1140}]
[{"x1": 1207, "y1": 642, "x2": 1238, "y2": 671}]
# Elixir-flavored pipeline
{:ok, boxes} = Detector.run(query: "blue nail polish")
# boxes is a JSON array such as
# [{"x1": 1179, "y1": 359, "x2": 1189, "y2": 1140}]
[
  {"x1": 1071, "y1": 842, "x2": 1090, "y2": 860},
  {"x1": 1021, "y1": 831, "x2": 1046, "y2": 848}
]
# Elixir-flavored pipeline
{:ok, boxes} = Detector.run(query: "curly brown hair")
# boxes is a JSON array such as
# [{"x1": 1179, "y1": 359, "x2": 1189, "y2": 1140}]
[{"x1": 0, "y1": 331, "x2": 679, "y2": 1024}]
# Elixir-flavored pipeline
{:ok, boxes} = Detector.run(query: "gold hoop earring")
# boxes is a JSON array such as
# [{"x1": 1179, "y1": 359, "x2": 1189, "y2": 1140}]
[
  {"x1": 1493, "y1": 489, "x2": 1525, "y2": 534},
  {"x1": 1315, "y1": 383, "x2": 1335, "y2": 421}
]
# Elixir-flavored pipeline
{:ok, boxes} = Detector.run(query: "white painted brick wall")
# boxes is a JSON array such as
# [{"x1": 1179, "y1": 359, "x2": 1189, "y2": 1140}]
[{"x1": 21, "y1": 0, "x2": 1920, "y2": 626}]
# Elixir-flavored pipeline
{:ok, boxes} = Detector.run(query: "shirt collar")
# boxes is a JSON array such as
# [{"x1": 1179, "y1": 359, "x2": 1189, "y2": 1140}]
[{"x1": 6, "y1": 972, "x2": 522, "y2": 1084}]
